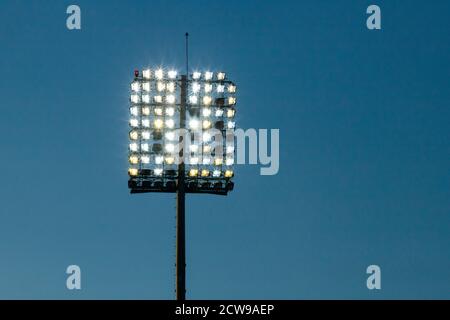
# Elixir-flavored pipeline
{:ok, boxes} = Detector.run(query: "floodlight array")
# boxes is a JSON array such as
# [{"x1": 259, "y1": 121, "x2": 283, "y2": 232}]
[{"x1": 128, "y1": 68, "x2": 236, "y2": 195}]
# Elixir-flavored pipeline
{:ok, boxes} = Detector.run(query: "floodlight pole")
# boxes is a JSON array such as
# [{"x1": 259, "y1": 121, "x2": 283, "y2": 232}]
[{"x1": 176, "y1": 74, "x2": 187, "y2": 301}]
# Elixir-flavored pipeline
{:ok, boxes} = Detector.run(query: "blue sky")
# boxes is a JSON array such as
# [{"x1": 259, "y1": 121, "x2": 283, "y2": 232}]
[{"x1": 0, "y1": 0, "x2": 449, "y2": 299}]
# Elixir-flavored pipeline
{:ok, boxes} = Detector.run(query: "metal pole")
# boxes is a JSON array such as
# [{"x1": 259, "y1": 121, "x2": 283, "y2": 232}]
[{"x1": 176, "y1": 75, "x2": 187, "y2": 300}]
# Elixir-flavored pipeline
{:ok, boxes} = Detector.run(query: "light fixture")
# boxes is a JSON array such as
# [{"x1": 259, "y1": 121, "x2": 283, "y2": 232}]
[
  {"x1": 165, "y1": 156, "x2": 175, "y2": 165},
  {"x1": 190, "y1": 157, "x2": 199, "y2": 165},
  {"x1": 204, "y1": 83, "x2": 212, "y2": 93},
  {"x1": 189, "y1": 119, "x2": 199, "y2": 130},
  {"x1": 202, "y1": 132, "x2": 211, "y2": 142},
  {"x1": 141, "y1": 143, "x2": 149, "y2": 152},
  {"x1": 165, "y1": 131, "x2": 176, "y2": 141},
  {"x1": 227, "y1": 108, "x2": 235, "y2": 118},
  {"x1": 154, "y1": 119, "x2": 164, "y2": 129},
  {"x1": 129, "y1": 119, "x2": 139, "y2": 127},
  {"x1": 189, "y1": 144, "x2": 199, "y2": 153},
  {"x1": 142, "y1": 69, "x2": 151, "y2": 79},
  {"x1": 129, "y1": 143, "x2": 138, "y2": 152},
  {"x1": 202, "y1": 108, "x2": 211, "y2": 117},
  {"x1": 166, "y1": 107, "x2": 175, "y2": 116},
  {"x1": 131, "y1": 94, "x2": 140, "y2": 103},
  {"x1": 128, "y1": 168, "x2": 139, "y2": 176},
  {"x1": 165, "y1": 143, "x2": 175, "y2": 153},
  {"x1": 157, "y1": 81, "x2": 166, "y2": 92},
  {"x1": 165, "y1": 119, "x2": 175, "y2": 129},
  {"x1": 189, "y1": 169, "x2": 198, "y2": 177},
  {"x1": 224, "y1": 170, "x2": 233, "y2": 178},
  {"x1": 131, "y1": 82, "x2": 140, "y2": 92},
  {"x1": 203, "y1": 145, "x2": 211, "y2": 153},
  {"x1": 142, "y1": 95, "x2": 151, "y2": 103},
  {"x1": 142, "y1": 106, "x2": 150, "y2": 116},
  {"x1": 192, "y1": 82, "x2": 201, "y2": 93},
  {"x1": 129, "y1": 155, "x2": 139, "y2": 164},
  {"x1": 166, "y1": 95, "x2": 176, "y2": 104},
  {"x1": 155, "y1": 68, "x2": 164, "y2": 80},
  {"x1": 166, "y1": 82, "x2": 175, "y2": 93},
  {"x1": 189, "y1": 96, "x2": 198, "y2": 104},
  {"x1": 168, "y1": 70, "x2": 177, "y2": 79},
  {"x1": 142, "y1": 82, "x2": 151, "y2": 92},
  {"x1": 192, "y1": 71, "x2": 201, "y2": 80},
  {"x1": 202, "y1": 120, "x2": 212, "y2": 129},
  {"x1": 204, "y1": 71, "x2": 213, "y2": 80},
  {"x1": 130, "y1": 106, "x2": 139, "y2": 116},
  {"x1": 201, "y1": 169, "x2": 210, "y2": 177},
  {"x1": 203, "y1": 96, "x2": 212, "y2": 105}
]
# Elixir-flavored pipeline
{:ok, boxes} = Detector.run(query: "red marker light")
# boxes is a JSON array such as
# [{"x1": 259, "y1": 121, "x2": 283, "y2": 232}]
[{"x1": 134, "y1": 69, "x2": 139, "y2": 77}]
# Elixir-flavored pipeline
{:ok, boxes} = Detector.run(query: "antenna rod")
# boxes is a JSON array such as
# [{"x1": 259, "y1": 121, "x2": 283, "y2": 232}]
[{"x1": 185, "y1": 32, "x2": 189, "y2": 76}]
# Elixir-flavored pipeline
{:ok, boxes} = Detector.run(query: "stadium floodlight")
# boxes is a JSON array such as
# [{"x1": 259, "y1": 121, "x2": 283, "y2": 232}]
[
  {"x1": 127, "y1": 33, "x2": 237, "y2": 301},
  {"x1": 142, "y1": 69, "x2": 151, "y2": 79},
  {"x1": 204, "y1": 71, "x2": 213, "y2": 80}
]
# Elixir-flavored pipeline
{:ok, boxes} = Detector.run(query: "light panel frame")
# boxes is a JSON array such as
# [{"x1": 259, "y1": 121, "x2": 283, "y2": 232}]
[{"x1": 128, "y1": 68, "x2": 237, "y2": 195}]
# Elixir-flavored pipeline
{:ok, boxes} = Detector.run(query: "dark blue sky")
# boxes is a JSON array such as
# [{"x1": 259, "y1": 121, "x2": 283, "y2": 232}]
[{"x1": 0, "y1": 0, "x2": 449, "y2": 299}]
